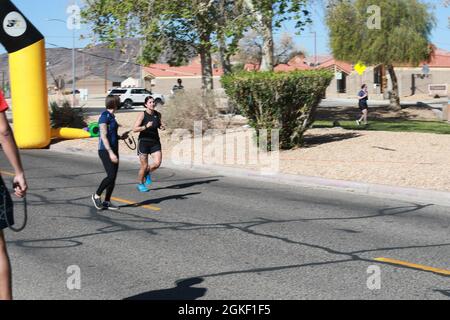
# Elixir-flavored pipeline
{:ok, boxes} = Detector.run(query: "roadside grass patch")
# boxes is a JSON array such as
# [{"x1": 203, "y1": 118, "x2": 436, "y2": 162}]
[{"x1": 313, "y1": 120, "x2": 450, "y2": 134}]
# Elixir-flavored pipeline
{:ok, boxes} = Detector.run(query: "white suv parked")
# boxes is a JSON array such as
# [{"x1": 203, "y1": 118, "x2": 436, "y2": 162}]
[{"x1": 108, "y1": 88, "x2": 165, "y2": 109}]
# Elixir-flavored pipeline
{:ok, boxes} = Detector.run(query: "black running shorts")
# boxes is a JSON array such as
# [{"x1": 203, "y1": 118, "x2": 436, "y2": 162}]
[
  {"x1": 359, "y1": 102, "x2": 368, "y2": 111},
  {"x1": 138, "y1": 139, "x2": 162, "y2": 156}
]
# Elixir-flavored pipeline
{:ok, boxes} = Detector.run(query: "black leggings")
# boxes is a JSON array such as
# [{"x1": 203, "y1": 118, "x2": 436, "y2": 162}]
[{"x1": 96, "y1": 150, "x2": 119, "y2": 202}]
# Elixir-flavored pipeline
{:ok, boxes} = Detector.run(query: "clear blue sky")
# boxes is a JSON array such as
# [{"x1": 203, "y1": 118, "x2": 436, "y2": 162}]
[
  {"x1": 1, "y1": 0, "x2": 450, "y2": 56},
  {"x1": 0, "y1": 0, "x2": 90, "y2": 53}
]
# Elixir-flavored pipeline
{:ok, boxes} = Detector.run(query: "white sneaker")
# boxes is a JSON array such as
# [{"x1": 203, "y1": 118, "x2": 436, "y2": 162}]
[
  {"x1": 103, "y1": 201, "x2": 120, "y2": 211},
  {"x1": 91, "y1": 194, "x2": 103, "y2": 210},
  {"x1": 356, "y1": 120, "x2": 361, "y2": 126}
]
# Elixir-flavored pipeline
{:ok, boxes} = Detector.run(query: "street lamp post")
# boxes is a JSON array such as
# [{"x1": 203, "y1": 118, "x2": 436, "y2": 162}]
[
  {"x1": 72, "y1": 22, "x2": 76, "y2": 104},
  {"x1": 139, "y1": 38, "x2": 144, "y2": 88},
  {"x1": 310, "y1": 31, "x2": 317, "y2": 67},
  {"x1": 46, "y1": 18, "x2": 76, "y2": 106}
]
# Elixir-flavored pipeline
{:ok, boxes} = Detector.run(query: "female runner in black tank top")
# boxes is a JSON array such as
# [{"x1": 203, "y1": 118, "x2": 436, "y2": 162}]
[{"x1": 132, "y1": 96, "x2": 165, "y2": 192}]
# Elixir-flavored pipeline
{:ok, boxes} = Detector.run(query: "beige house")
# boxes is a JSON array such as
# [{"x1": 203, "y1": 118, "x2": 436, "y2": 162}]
[{"x1": 51, "y1": 75, "x2": 126, "y2": 95}]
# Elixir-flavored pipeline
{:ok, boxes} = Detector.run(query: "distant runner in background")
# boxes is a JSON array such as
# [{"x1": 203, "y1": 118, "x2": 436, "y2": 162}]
[
  {"x1": 356, "y1": 84, "x2": 369, "y2": 126},
  {"x1": 171, "y1": 78, "x2": 185, "y2": 95}
]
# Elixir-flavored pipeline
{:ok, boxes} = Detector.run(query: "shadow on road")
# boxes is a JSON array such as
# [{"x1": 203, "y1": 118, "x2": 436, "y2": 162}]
[
  {"x1": 30, "y1": 175, "x2": 220, "y2": 192},
  {"x1": 150, "y1": 179, "x2": 219, "y2": 191},
  {"x1": 124, "y1": 278, "x2": 206, "y2": 300},
  {"x1": 119, "y1": 192, "x2": 201, "y2": 208}
]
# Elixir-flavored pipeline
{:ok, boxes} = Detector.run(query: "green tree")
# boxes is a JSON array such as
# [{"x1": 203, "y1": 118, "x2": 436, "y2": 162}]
[
  {"x1": 326, "y1": 0, "x2": 435, "y2": 110},
  {"x1": 243, "y1": 0, "x2": 311, "y2": 71},
  {"x1": 216, "y1": 0, "x2": 252, "y2": 75},
  {"x1": 82, "y1": 0, "x2": 250, "y2": 89}
]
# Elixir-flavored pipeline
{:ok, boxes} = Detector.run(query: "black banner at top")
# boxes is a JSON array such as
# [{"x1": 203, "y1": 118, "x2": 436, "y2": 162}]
[{"x1": 0, "y1": 0, "x2": 43, "y2": 53}]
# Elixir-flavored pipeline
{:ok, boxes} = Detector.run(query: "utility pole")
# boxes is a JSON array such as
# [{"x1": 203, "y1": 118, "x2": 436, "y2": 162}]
[
  {"x1": 72, "y1": 19, "x2": 76, "y2": 105},
  {"x1": 82, "y1": 49, "x2": 85, "y2": 80},
  {"x1": 71, "y1": 0, "x2": 79, "y2": 106},
  {"x1": 310, "y1": 31, "x2": 317, "y2": 67},
  {"x1": 46, "y1": 16, "x2": 77, "y2": 105},
  {"x1": 139, "y1": 38, "x2": 144, "y2": 88}
]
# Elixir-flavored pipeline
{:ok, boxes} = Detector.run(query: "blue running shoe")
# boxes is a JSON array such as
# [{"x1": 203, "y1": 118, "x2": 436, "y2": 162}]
[
  {"x1": 136, "y1": 183, "x2": 150, "y2": 193},
  {"x1": 145, "y1": 173, "x2": 153, "y2": 186}
]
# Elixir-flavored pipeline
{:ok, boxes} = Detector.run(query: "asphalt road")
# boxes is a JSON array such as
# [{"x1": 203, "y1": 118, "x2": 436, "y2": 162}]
[{"x1": 0, "y1": 150, "x2": 449, "y2": 300}]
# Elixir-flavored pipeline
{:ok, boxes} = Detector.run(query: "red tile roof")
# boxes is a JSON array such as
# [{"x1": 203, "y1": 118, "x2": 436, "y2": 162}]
[
  {"x1": 287, "y1": 56, "x2": 309, "y2": 66},
  {"x1": 426, "y1": 49, "x2": 450, "y2": 68},
  {"x1": 274, "y1": 63, "x2": 311, "y2": 72},
  {"x1": 317, "y1": 58, "x2": 353, "y2": 74},
  {"x1": 245, "y1": 62, "x2": 311, "y2": 72},
  {"x1": 145, "y1": 59, "x2": 223, "y2": 78},
  {"x1": 245, "y1": 56, "x2": 351, "y2": 73},
  {"x1": 303, "y1": 55, "x2": 333, "y2": 65},
  {"x1": 244, "y1": 63, "x2": 260, "y2": 71}
]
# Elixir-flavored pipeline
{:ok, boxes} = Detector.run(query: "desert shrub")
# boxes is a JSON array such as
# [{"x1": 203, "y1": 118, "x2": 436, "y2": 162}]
[
  {"x1": 221, "y1": 70, "x2": 333, "y2": 149},
  {"x1": 49, "y1": 100, "x2": 87, "y2": 129},
  {"x1": 161, "y1": 89, "x2": 218, "y2": 134}
]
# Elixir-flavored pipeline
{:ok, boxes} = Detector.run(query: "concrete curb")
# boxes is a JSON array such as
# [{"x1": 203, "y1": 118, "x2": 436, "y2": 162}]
[{"x1": 49, "y1": 146, "x2": 450, "y2": 207}]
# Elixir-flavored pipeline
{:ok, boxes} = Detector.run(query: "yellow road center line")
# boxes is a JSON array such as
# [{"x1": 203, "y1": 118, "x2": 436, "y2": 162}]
[
  {"x1": 0, "y1": 170, "x2": 15, "y2": 177},
  {"x1": 374, "y1": 257, "x2": 450, "y2": 276},
  {"x1": 111, "y1": 197, "x2": 161, "y2": 212},
  {"x1": 1, "y1": 170, "x2": 161, "y2": 212}
]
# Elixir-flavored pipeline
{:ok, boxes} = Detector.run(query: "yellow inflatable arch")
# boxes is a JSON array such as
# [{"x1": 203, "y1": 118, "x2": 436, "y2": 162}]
[
  {"x1": 1, "y1": 0, "x2": 90, "y2": 149},
  {"x1": 0, "y1": 0, "x2": 50, "y2": 148}
]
